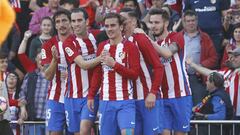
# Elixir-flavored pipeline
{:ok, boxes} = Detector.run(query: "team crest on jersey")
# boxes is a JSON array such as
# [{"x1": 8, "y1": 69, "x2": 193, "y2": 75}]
[
  {"x1": 65, "y1": 47, "x2": 74, "y2": 57},
  {"x1": 210, "y1": 0, "x2": 216, "y2": 4},
  {"x1": 118, "y1": 52, "x2": 126, "y2": 59},
  {"x1": 41, "y1": 49, "x2": 46, "y2": 59}
]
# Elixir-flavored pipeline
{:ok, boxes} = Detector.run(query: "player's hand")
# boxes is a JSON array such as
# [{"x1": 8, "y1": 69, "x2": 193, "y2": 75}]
[
  {"x1": 87, "y1": 99, "x2": 95, "y2": 112},
  {"x1": 23, "y1": 30, "x2": 32, "y2": 40},
  {"x1": 186, "y1": 57, "x2": 193, "y2": 65},
  {"x1": 145, "y1": 93, "x2": 156, "y2": 110},
  {"x1": 134, "y1": 28, "x2": 145, "y2": 34},
  {"x1": 51, "y1": 46, "x2": 59, "y2": 61},
  {"x1": 102, "y1": 55, "x2": 116, "y2": 67}
]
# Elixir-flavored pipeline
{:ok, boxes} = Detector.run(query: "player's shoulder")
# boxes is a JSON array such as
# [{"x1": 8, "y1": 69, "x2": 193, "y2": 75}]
[{"x1": 89, "y1": 29, "x2": 101, "y2": 38}]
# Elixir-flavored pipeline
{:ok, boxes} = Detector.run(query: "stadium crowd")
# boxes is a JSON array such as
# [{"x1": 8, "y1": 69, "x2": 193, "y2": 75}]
[{"x1": 0, "y1": 0, "x2": 240, "y2": 135}]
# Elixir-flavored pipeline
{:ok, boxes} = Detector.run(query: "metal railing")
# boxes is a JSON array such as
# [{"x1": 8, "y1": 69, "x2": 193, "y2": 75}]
[{"x1": 10, "y1": 120, "x2": 240, "y2": 135}]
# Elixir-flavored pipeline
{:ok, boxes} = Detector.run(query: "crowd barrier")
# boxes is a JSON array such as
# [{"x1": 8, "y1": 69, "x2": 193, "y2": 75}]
[{"x1": 10, "y1": 120, "x2": 240, "y2": 135}]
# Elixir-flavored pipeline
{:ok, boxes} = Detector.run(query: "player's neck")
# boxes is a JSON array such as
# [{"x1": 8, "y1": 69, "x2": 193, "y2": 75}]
[
  {"x1": 76, "y1": 31, "x2": 88, "y2": 39},
  {"x1": 110, "y1": 36, "x2": 123, "y2": 45},
  {"x1": 58, "y1": 33, "x2": 70, "y2": 42},
  {"x1": 157, "y1": 30, "x2": 169, "y2": 41}
]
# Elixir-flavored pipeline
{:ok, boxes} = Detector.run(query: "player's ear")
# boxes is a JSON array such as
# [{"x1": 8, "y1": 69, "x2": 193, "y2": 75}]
[
  {"x1": 86, "y1": 19, "x2": 89, "y2": 26},
  {"x1": 120, "y1": 25, "x2": 123, "y2": 31}
]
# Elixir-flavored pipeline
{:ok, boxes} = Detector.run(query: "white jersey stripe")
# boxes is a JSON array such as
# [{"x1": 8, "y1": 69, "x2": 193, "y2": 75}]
[
  {"x1": 58, "y1": 41, "x2": 67, "y2": 103},
  {"x1": 174, "y1": 54, "x2": 186, "y2": 97},
  {"x1": 81, "y1": 68, "x2": 89, "y2": 97},
  {"x1": 115, "y1": 43, "x2": 124, "y2": 100},
  {"x1": 102, "y1": 44, "x2": 111, "y2": 100},
  {"x1": 71, "y1": 64, "x2": 77, "y2": 98}
]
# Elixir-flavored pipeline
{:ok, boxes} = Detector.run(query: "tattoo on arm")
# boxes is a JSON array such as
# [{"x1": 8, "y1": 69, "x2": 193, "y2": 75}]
[{"x1": 169, "y1": 42, "x2": 179, "y2": 54}]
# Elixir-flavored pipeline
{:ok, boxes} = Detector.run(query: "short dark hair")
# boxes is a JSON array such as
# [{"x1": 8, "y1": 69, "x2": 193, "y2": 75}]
[
  {"x1": 209, "y1": 72, "x2": 225, "y2": 88},
  {"x1": 123, "y1": 0, "x2": 138, "y2": 5},
  {"x1": 71, "y1": 8, "x2": 88, "y2": 20},
  {"x1": 121, "y1": 9, "x2": 141, "y2": 28},
  {"x1": 60, "y1": 0, "x2": 79, "y2": 7},
  {"x1": 183, "y1": 10, "x2": 198, "y2": 19},
  {"x1": 104, "y1": 12, "x2": 124, "y2": 25},
  {"x1": 0, "y1": 50, "x2": 8, "y2": 59},
  {"x1": 52, "y1": 9, "x2": 71, "y2": 24},
  {"x1": 41, "y1": 16, "x2": 53, "y2": 24},
  {"x1": 149, "y1": 8, "x2": 169, "y2": 22},
  {"x1": 120, "y1": 7, "x2": 134, "y2": 13}
]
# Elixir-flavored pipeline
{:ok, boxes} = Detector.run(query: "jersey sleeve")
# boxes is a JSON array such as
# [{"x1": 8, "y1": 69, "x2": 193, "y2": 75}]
[
  {"x1": 88, "y1": 43, "x2": 104, "y2": 99},
  {"x1": 135, "y1": 34, "x2": 164, "y2": 94},
  {"x1": 41, "y1": 40, "x2": 52, "y2": 65},
  {"x1": 114, "y1": 42, "x2": 140, "y2": 80},
  {"x1": 63, "y1": 36, "x2": 80, "y2": 63}
]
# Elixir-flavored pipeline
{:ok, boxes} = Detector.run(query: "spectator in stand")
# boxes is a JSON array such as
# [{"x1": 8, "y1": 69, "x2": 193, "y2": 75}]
[
  {"x1": 5, "y1": 71, "x2": 24, "y2": 135},
  {"x1": 184, "y1": 0, "x2": 230, "y2": 61},
  {"x1": 142, "y1": 0, "x2": 165, "y2": 25},
  {"x1": 29, "y1": 0, "x2": 60, "y2": 35},
  {"x1": 221, "y1": 23, "x2": 240, "y2": 68},
  {"x1": 174, "y1": 10, "x2": 218, "y2": 106},
  {"x1": 29, "y1": 0, "x2": 48, "y2": 11},
  {"x1": 161, "y1": 4, "x2": 181, "y2": 32},
  {"x1": 122, "y1": 0, "x2": 142, "y2": 19},
  {"x1": 192, "y1": 72, "x2": 233, "y2": 135},
  {"x1": 17, "y1": 29, "x2": 50, "y2": 135},
  {"x1": 29, "y1": 17, "x2": 53, "y2": 61},
  {"x1": 60, "y1": 0, "x2": 79, "y2": 11},
  {"x1": 1, "y1": 24, "x2": 24, "y2": 81},
  {"x1": 79, "y1": 0, "x2": 99, "y2": 29},
  {"x1": 95, "y1": 0, "x2": 120, "y2": 26},
  {"x1": 0, "y1": 51, "x2": 14, "y2": 135},
  {"x1": 186, "y1": 47, "x2": 240, "y2": 135}
]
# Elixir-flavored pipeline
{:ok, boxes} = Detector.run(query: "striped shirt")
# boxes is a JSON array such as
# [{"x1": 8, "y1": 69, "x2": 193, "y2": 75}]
[
  {"x1": 41, "y1": 36, "x2": 67, "y2": 103},
  {"x1": 128, "y1": 33, "x2": 164, "y2": 99},
  {"x1": 63, "y1": 33, "x2": 97, "y2": 98},
  {"x1": 88, "y1": 40, "x2": 140, "y2": 101},
  {"x1": 157, "y1": 32, "x2": 191, "y2": 99},
  {"x1": 218, "y1": 68, "x2": 240, "y2": 116}
]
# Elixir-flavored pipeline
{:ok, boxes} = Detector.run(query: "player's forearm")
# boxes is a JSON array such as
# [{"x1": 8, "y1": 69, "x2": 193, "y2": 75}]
[
  {"x1": 44, "y1": 60, "x2": 57, "y2": 80},
  {"x1": 114, "y1": 63, "x2": 140, "y2": 80},
  {"x1": 189, "y1": 62, "x2": 214, "y2": 77},
  {"x1": 150, "y1": 66, "x2": 164, "y2": 95},
  {"x1": 151, "y1": 41, "x2": 173, "y2": 58},
  {"x1": 75, "y1": 55, "x2": 101, "y2": 70}
]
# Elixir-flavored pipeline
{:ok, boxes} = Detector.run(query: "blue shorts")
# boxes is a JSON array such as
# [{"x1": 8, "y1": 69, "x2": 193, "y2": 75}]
[
  {"x1": 46, "y1": 100, "x2": 66, "y2": 131},
  {"x1": 163, "y1": 96, "x2": 192, "y2": 132},
  {"x1": 99, "y1": 100, "x2": 135, "y2": 135},
  {"x1": 135, "y1": 99, "x2": 164, "y2": 135},
  {"x1": 64, "y1": 97, "x2": 99, "y2": 133}
]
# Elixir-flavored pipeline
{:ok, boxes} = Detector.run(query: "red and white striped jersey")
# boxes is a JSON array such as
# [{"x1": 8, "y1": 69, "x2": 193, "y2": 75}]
[
  {"x1": 218, "y1": 68, "x2": 240, "y2": 116},
  {"x1": 128, "y1": 33, "x2": 164, "y2": 100},
  {"x1": 63, "y1": 33, "x2": 97, "y2": 98},
  {"x1": 41, "y1": 36, "x2": 67, "y2": 103},
  {"x1": 88, "y1": 40, "x2": 140, "y2": 101},
  {"x1": 157, "y1": 32, "x2": 191, "y2": 99}
]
